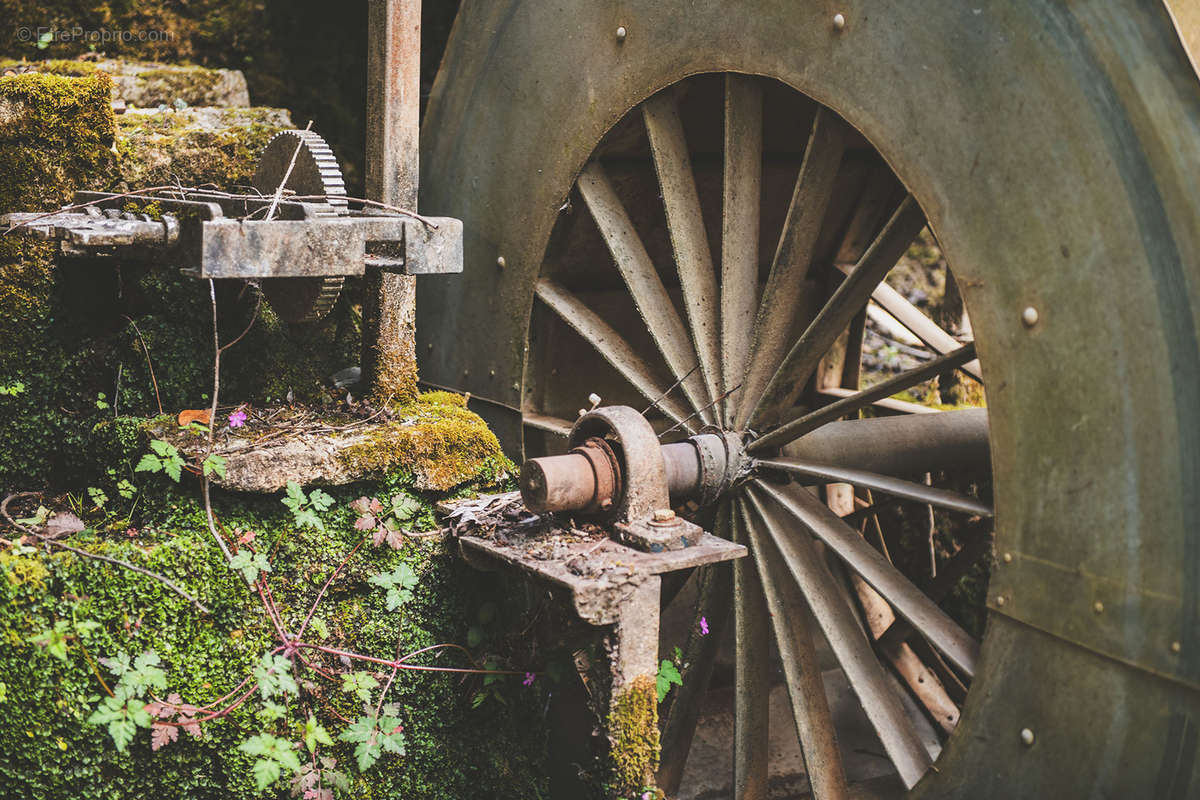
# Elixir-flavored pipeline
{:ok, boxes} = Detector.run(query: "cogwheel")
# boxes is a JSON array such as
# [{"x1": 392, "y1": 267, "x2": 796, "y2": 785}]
[{"x1": 252, "y1": 129, "x2": 348, "y2": 324}]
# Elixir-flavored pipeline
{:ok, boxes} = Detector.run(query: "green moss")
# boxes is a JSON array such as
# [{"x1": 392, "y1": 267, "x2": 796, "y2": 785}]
[
  {"x1": 0, "y1": 481, "x2": 547, "y2": 798},
  {"x1": 339, "y1": 393, "x2": 514, "y2": 492},
  {"x1": 606, "y1": 675, "x2": 660, "y2": 798},
  {"x1": 0, "y1": 59, "x2": 101, "y2": 77}
]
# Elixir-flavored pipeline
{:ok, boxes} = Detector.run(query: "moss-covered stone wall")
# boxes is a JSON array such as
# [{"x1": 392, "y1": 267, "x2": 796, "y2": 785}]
[{"x1": 1, "y1": 474, "x2": 547, "y2": 799}]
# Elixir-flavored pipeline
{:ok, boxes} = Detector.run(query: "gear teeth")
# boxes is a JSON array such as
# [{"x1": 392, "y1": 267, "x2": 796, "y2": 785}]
[{"x1": 254, "y1": 129, "x2": 350, "y2": 323}]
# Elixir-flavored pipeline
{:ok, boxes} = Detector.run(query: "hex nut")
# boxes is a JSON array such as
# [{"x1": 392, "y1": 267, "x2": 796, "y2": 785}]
[{"x1": 653, "y1": 508, "x2": 676, "y2": 523}]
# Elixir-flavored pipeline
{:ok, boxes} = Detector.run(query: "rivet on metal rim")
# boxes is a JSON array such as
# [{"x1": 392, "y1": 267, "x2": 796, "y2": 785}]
[
  {"x1": 832, "y1": 13, "x2": 846, "y2": 30},
  {"x1": 496, "y1": 255, "x2": 507, "y2": 269},
  {"x1": 1093, "y1": 601, "x2": 1104, "y2": 614},
  {"x1": 1022, "y1": 306, "x2": 1039, "y2": 327},
  {"x1": 616, "y1": 25, "x2": 627, "y2": 42},
  {"x1": 995, "y1": 595, "x2": 1006, "y2": 607},
  {"x1": 1172, "y1": 641, "x2": 1183, "y2": 654},
  {"x1": 1020, "y1": 728, "x2": 1035, "y2": 747},
  {"x1": 1002, "y1": 552, "x2": 1013, "y2": 563}
]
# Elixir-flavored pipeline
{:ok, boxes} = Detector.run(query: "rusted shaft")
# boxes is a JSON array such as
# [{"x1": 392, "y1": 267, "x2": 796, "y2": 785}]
[{"x1": 521, "y1": 438, "x2": 620, "y2": 513}]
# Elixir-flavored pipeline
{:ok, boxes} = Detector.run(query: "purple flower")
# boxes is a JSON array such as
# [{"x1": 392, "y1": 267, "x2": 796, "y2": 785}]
[
  {"x1": 642, "y1": 793, "x2": 653, "y2": 800},
  {"x1": 700, "y1": 616, "x2": 709, "y2": 636},
  {"x1": 228, "y1": 408, "x2": 248, "y2": 428},
  {"x1": 523, "y1": 672, "x2": 536, "y2": 686}
]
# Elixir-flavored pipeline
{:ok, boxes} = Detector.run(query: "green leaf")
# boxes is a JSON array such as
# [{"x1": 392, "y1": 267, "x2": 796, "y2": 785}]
[
  {"x1": 308, "y1": 617, "x2": 329, "y2": 640},
  {"x1": 390, "y1": 493, "x2": 422, "y2": 521},
  {"x1": 340, "y1": 671, "x2": 379, "y2": 703},
  {"x1": 202, "y1": 454, "x2": 226, "y2": 479},
  {"x1": 230, "y1": 549, "x2": 271, "y2": 585},
  {"x1": 304, "y1": 715, "x2": 334, "y2": 753},
  {"x1": 254, "y1": 654, "x2": 298, "y2": 699},
  {"x1": 308, "y1": 488, "x2": 334, "y2": 512},
  {"x1": 251, "y1": 758, "x2": 280, "y2": 791},
  {"x1": 656, "y1": 659, "x2": 682, "y2": 702},
  {"x1": 87, "y1": 487, "x2": 107, "y2": 509},
  {"x1": 16, "y1": 504, "x2": 50, "y2": 526},
  {"x1": 258, "y1": 700, "x2": 287, "y2": 722},
  {"x1": 135, "y1": 454, "x2": 162, "y2": 474},
  {"x1": 116, "y1": 479, "x2": 136, "y2": 499}
]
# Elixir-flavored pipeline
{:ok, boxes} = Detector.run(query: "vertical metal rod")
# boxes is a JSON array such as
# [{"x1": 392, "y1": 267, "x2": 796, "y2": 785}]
[{"x1": 362, "y1": 0, "x2": 421, "y2": 401}]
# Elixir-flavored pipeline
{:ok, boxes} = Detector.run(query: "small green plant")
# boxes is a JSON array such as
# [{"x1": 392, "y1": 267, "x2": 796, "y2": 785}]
[
  {"x1": 135, "y1": 439, "x2": 186, "y2": 482},
  {"x1": 0, "y1": 380, "x2": 24, "y2": 396},
  {"x1": 238, "y1": 733, "x2": 302, "y2": 791},
  {"x1": 29, "y1": 618, "x2": 100, "y2": 662},
  {"x1": 339, "y1": 707, "x2": 406, "y2": 771},
  {"x1": 655, "y1": 654, "x2": 682, "y2": 703},
  {"x1": 201, "y1": 453, "x2": 227, "y2": 479},
  {"x1": 95, "y1": 392, "x2": 110, "y2": 410},
  {"x1": 368, "y1": 563, "x2": 418, "y2": 611},
  {"x1": 86, "y1": 651, "x2": 168, "y2": 752},
  {"x1": 230, "y1": 548, "x2": 271, "y2": 585},
  {"x1": 87, "y1": 486, "x2": 108, "y2": 509},
  {"x1": 352, "y1": 492, "x2": 422, "y2": 549},
  {"x1": 282, "y1": 480, "x2": 334, "y2": 531}
]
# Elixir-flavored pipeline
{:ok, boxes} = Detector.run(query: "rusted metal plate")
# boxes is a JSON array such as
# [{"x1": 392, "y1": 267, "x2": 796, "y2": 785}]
[
  {"x1": 198, "y1": 219, "x2": 369, "y2": 278},
  {"x1": 445, "y1": 492, "x2": 744, "y2": 625},
  {"x1": 420, "y1": 0, "x2": 1200, "y2": 795}
]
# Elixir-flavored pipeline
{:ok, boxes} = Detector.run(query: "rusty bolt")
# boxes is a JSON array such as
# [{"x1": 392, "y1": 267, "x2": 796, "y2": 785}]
[
  {"x1": 616, "y1": 25, "x2": 627, "y2": 42},
  {"x1": 832, "y1": 13, "x2": 846, "y2": 30},
  {"x1": 653, "y1": 508, "x2": 676, "y2": 523},
  {"x1": 496, "y1": 255, "x2": 507, "y2": 269},
  {"x1": 1022, "y1": 306, "x2": 1039, "y2": 327}
]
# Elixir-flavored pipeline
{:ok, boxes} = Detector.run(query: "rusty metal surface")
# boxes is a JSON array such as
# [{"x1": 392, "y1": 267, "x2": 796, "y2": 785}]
[
  {"x1": 420, "y1": 1, "x2": 1200, "y2": 794},
  {"x1": 445, "y1": 492, "x2": 744, "y2": 625}
]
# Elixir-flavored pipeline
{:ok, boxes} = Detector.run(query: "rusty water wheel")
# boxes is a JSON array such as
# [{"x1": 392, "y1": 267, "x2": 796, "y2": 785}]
[
  {"x1": 419, "y1": 4, "x2": 1200, "y2": 797},
  {"x1": 526, "y1": 74, "x2": 990, "y2": 797}
]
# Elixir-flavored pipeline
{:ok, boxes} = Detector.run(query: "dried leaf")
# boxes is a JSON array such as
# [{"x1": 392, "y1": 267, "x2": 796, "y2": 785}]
[
  {"x1": 150, "y1": 722, "x2": 178, "y2": 751},
  {"x1": 44, "y1": 512, "x2": 85, "y2": 538},
  {"x1": 177, "y1": 409, "x2": 212, "y2": 427}
]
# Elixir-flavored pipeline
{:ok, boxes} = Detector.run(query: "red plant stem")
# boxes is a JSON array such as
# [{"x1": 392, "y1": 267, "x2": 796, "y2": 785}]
[
  {"x1": 154, "y1": 681, "x2": 260, "y2": 727},
  {"x1": 298, "y1": 643, "x2": 525, "y2": 676},
  {"x1": 296, "y1": 651, "x2": 337, "y2": 682},
  {"x1": 256, "y1": 580, "x2": 291, "y2": 644},
  {"x1": 397, "y1": 643, "x2": 478, "y2": 666},
  {"x1": 152, "y1": 645, "x2": 283, "y2": 714},
  {"x1": 296, "y1": 539, "x2": 366, "y2": 641}
]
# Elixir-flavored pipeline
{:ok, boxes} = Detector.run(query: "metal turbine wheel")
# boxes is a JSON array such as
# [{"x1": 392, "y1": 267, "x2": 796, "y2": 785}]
[
  {"x1": 520, "y1": 74, "x2": 991, "y2": 796},
  {"x1": 419, "y1": 3, "x2": 1200, "y2": 797},
  {"x1": 252, "y1": 129, "x2": 348, "y2": 323}
]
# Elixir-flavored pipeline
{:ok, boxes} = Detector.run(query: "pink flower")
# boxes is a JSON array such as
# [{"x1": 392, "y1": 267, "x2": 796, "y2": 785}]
[
  {"x1": 700, "y1": 616, "x2": 709, "y2": 635},
  {"x1": 228, "y1": 408, "x2": 248, "y2": 428},
  {"x1": 523, "y1": 672, "x2": 536, "y2": 686}
]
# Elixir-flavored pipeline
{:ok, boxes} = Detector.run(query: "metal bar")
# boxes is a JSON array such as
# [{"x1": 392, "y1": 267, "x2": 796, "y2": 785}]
[
  {"x1": 522, "y1": 412, "x2": 573, "y2": 437},
  {"x1": 744, "y1": 486, "x2": 933, "y2": 788},
  {"x1": 577, "y1": 162, "x2": 714, "y2": 424},
  {"x1": 731, "y1": 498, "x2": 771, "y2": 799},
  {"x1": 738, "y1": 501, "x2": 850, "y2": 800},
  {"x1": 816, "y1": 386, "x2": 938, "y2": 415},
  {"x1": 362, "y1": 0, "x2": 421, "y2": 398},
  {"x1": 721, "y1": 75, "x2": 764, "y2": 425},
  {"x1": 643, "y1": 92, "x2": 724, "y2": 415},
  {"x1": 736, "y1": 108, "x2": 846, "y2": 429},
  {"x1": 756, "y1": 457, "x2": 991, "y2": 517},
  {"x1": 749, "y1": 343, "x2": 977, "y2": 453},
  {"x1": 782, "y1": 408, "x2": 991, "y2": 478},
  {"x1": 535, "y1": 278, "x2": 693, "y2": 428},
  {"x1": 755, "y1": 480, "x2": 980, "y2": 678},
  {"x1": 748, "y1": 196, "x2": 926, "y2": 429},
  {"x1": 867, "y1": 278, "x2": 983, "y2": 381}
]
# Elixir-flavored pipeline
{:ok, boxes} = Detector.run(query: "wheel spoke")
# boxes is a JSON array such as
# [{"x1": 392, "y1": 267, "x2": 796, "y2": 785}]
[
  {"x1": 731, "y1": 497, "x2": 770, "y2": 799},
  {"x1": 757, "y1": 456, "x2": 991, "y2": 517},
  {"x1": 743, "y1": 485, "x2": 933, "y2": 788},
  {"x1": 749, "y1": 342, "x2": 977, "y2": 453},
  {"x1": 576, "y1": 162, "x2": 715, "y2": 423},
  {"x1": 747, "y1": 196, "x2": 927, "y2": 428},
  {"x1": 534, "y1": 278, "x2": 694, "y2": 429},
  {"x1": 780, "y1": 408, "x2": 991, "y2": 478},
  {"x1": 736, "y1": 499, "x2": 851, "y2": 800},
  {"x1": 867, "y1": 278, "x2": 983, "y2": 381},
  {"x1": 754, "y1": 479, "x2": 980, "y2": 677},
  {"x1": 736, "y1": 108, "x2": 847, "y2": 428},
  {"x1": 721, "y1": 74, "x2": 764, "y2": 424},
  {"x1": 522, "y1": 412, "x2": 573, "y2": 438},
  {"x1": 643, "y1": 93, "x2": 724, "y2": 414}
]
